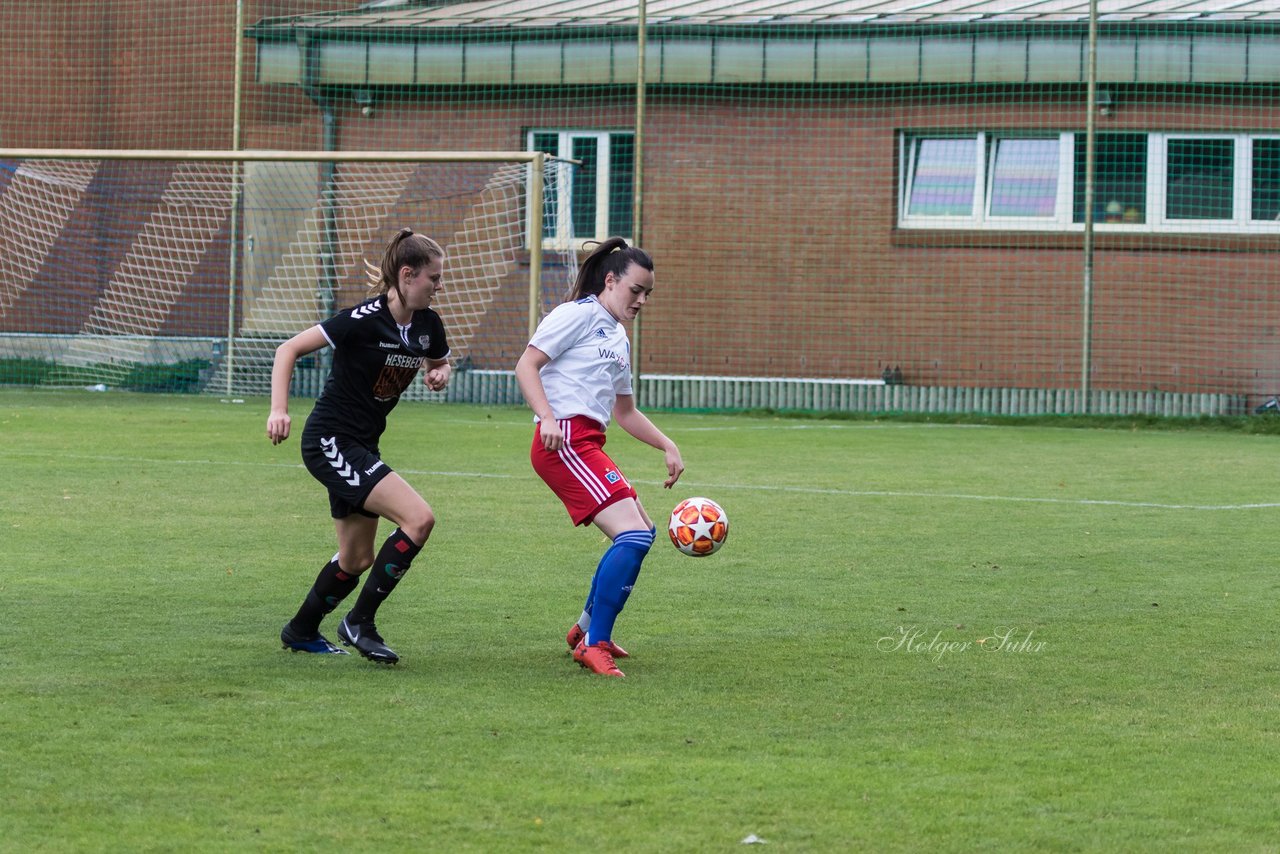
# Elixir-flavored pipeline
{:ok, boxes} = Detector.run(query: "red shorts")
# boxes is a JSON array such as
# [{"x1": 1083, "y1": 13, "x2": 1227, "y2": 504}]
[{"x1": 531, "y1": 415, "x2": 637, "y2": 526}]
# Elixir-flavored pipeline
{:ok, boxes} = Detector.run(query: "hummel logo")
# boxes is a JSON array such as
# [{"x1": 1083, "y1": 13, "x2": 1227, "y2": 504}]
[
  {"x1": 350, "y1": 299, "x2": 381, "y2": 320},
  {"x1": 378, "y1": 342, "x2": 400, "y2": 350},
  {"x1": 321, "y1": 436, "x2": 361, "y2": 486}
]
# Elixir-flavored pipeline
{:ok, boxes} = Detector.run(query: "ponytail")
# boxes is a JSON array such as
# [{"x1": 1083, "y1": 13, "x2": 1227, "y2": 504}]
[
  {"x1": 568, "y1": 237, "x2": 653, "y2": 301},
  {"x1": 367, "y1": 228, "x2": 445, "y2": 297}
]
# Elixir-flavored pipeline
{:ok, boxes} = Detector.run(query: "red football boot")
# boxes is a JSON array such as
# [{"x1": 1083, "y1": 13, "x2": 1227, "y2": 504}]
[
  {"x1": 566, "y1": 622, "x2": 629, "y2": 658},
  {"x1": 573, "y1": 640, "x2": 625, "y2": 677}
]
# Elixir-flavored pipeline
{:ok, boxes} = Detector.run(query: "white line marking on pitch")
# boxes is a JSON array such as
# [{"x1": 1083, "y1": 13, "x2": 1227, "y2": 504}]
[
  {"x1": 430, "y1": 418, "x2": 987, "y2": 432},
  {"x1": 690, "y1": 481, "x2": 1280, "y2": 511},
  {"x1": 16, "y1": 451, "x2": 1279, "y2": 511}
]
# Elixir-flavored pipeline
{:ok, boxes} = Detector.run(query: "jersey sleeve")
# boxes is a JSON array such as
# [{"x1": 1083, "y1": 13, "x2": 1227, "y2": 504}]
[
  {"x1": 318, "y1": 308, "x2": 357, "y2": 349},
  {"x1": 320, "y1": 297, "x2": 384, "y2": 348},
  {"x1": 528, "y1": 301, "x2": 591, "y2": 360},
  {"x1": 615, "y1": 340, "x2": 634, "y2": 396},
  {"x1": 425, "y1": 311, "x2": 449, "y2": 361}
]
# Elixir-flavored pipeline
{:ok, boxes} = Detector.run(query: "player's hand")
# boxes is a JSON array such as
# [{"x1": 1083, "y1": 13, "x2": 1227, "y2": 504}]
[
  {"x1": 662, "y1": 447, "x2": 685, "y2": 488},
  {"x1": 423, "y1": 368, "x2": 449, "y2": 391},
  {"x1": 267, "y1": 412, "x2": 291, "y2": 445},
  {"x1": 538, "y1": 419, "x2": 564, "y2": 451}
]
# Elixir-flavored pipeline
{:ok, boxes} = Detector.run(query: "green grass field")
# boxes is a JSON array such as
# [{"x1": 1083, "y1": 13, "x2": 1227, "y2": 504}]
[{"x1": 3, "y1": 389, "x2": 1279, "y2": 852}]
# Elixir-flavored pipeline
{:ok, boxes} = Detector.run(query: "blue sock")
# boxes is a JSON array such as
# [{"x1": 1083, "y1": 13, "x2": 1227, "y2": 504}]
[
  {"x1": 585, "y1": 529, "x2": 654, "y2": 645},
  {"x1": 580, "y1": 526, "x2": 656, "y2": 632},
  {"x1": 577, "y1": 572, "x2": 599, "y2": 632}
]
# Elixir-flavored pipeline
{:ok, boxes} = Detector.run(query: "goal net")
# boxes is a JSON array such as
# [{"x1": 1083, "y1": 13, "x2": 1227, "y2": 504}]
[{"x1": 0, "y1": 150, "x2": 576, "y2": 397}]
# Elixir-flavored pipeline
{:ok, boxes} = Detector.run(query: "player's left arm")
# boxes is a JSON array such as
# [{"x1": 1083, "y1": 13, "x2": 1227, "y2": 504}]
[
  {"x1": 423, "y1": 356, "x2": 451, "y2": 392},
  {"x1": 613, "y1": 394, "x2": 684, "y2": 488}
]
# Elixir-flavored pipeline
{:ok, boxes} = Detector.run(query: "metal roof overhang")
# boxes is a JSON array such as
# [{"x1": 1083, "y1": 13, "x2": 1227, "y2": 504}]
[{"x1": 247, "y1": 16, "x2": 1280, "y2": 88}]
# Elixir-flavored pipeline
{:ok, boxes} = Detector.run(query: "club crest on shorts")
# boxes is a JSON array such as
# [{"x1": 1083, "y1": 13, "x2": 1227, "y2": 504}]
[{"x1": 605, "y1": 470, "x2": 620, "y2": 484}]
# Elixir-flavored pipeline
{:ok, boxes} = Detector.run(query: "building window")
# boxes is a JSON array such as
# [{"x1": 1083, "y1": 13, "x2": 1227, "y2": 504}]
[
  {"x1": 905, "y1": 137, "x2": 978, "y2": 218},
  {"x1": 528, "y1": 129, "x2": 634, "y2": 247},
  {"x1": 1250, "y1": 138, "x2": 1280, "y2": 221},
  {"x1": 1073, "y1": 133, "x2": 1147, "y2": 224},
  {"x1": 900, "y1": 131, "x2": 1280, "y2": 233},
  {"x1": 903, "y1": 133, "x2": 1068, "y2": 227},
  {"x1": 1166, "y1": 137, "x2": 1234, "y2": 221},
  {"x1": 988, "y1": 137, "x2": 1060, "y2": 218}
]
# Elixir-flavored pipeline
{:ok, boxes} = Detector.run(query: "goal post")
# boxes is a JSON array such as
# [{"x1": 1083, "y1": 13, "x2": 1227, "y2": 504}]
[{"x1": 0, "y1": 148, "x2": 575, "y2": 397}]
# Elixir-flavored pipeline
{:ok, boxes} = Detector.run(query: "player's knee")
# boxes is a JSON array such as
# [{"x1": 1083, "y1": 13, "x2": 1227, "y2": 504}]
[
  {"x1": 401, "y1": 509, "x2": 435, "y2": 545},
  {"x1": 339, "y1": 550, "x2": 375, "y2": 574}
]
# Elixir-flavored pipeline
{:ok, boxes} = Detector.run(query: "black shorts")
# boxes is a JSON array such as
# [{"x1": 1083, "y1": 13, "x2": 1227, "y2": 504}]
[{"x1": 300, "y1": 430, "x2": 395, "y2": 519}]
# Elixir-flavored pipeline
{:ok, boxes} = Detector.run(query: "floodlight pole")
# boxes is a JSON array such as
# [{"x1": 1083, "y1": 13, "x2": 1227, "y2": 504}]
[
  {"x1": 528, "y1": 151, "x2": 546, "y2": 340},
  {"x1": 1081, "y1": 0, "x2": 1099, "y2": 414},
  {"x1": 631, "y1": 0, "x2": 648, "y2": 399},
  {"x1": 226, "y1": 0, "x2": 246, "y2": 396}
]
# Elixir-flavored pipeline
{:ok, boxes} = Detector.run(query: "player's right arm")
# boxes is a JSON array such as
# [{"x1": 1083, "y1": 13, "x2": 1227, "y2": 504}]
[
  {"x1": 515, "y1": 345, "x2": 565, "y2": 450},
  {"x1": 267, "y1": 326, "x2": 329, "y2": 445},
  {"x1": 518, "y1": 301, "x2": 594, "y2": 451}
]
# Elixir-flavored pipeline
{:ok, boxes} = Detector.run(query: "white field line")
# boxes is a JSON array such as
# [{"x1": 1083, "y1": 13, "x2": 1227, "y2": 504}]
[
  {"x1": 434, "y1": 418, "x2": 990, "y2": 432},
  {"x1": 19, "y1": 450, "x2": 1280, "y2": 512},
  {"x1": 686, "y1": 482, "x2": 1280, "y2": 511}
]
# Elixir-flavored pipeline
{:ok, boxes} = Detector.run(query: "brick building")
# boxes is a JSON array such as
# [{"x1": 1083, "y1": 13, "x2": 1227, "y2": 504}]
[{"x1": 3, "y1": 0, "x2": 1279, "y2": 411}]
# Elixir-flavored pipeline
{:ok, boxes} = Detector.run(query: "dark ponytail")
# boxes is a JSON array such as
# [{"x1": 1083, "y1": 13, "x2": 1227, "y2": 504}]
[{"x1": 568, "y1": 237, "x2": 653, "y2": 301}]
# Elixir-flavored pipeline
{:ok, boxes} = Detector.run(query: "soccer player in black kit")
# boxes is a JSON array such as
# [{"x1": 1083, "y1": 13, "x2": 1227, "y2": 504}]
[{"x1": 267, "y1": 229, "x2": 451, "y2": 663}]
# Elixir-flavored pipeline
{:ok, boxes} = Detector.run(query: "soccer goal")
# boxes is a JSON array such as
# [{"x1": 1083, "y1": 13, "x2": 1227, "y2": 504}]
[{"x1": 0, "y1": 148, "x2": 577, "y2": 397}]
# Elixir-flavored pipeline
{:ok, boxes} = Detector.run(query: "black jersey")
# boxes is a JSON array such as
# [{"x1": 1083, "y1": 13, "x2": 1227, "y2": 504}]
[{"x1": 303, "y1": 295, "x2": 450, "y2": 443}]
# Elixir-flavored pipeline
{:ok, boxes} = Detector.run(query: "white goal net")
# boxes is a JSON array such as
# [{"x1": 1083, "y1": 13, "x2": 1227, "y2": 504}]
[{"x1": 0, "y1": 150, "x2": 575, "y2": 397}]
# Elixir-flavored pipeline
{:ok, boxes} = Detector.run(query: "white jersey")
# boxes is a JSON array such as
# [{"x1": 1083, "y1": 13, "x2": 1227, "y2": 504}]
[{"x1": 528, "y1": 295, "x2": 632, "y2": 428}]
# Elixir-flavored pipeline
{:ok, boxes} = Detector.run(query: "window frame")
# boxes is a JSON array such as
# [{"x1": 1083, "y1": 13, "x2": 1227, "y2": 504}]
[
  {"x1": 526, "y1": 128, "x2": 634, "y2": 250},
  {"x1": 897, "y1": 130, "x2": 1280, "y2": 235},
  {"x1": 1250, "y1": 136, "x2": 1280, "y2": 222},
  {"x1": 1154, "y1": 133, "x2": 1240, "y2": 229},
  {"x1": 984, "y1": 134, "x2": 1072, "y2": 225},
  {"x1": 900, "y1": 134, "x2": 984, "y2": 224}
]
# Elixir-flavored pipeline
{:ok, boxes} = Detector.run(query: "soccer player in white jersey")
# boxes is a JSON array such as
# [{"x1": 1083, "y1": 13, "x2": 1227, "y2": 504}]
[
  {"x1": 515, "y1": 237, "x2": 684, "y2": 677},
  {"x1": 267, "y1": 229, "x2": 451, "y2": 664}
]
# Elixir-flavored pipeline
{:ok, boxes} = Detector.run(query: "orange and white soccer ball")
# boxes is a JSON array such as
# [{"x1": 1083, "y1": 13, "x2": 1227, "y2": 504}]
[{"x1": 668, "y1": 497, "x2": 729, "y2": 557}]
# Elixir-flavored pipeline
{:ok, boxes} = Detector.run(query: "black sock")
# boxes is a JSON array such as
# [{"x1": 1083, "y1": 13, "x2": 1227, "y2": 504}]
[
  {"x1": 346, "y1": 529, "x2": 421, "y2": 625},
  {"x1": 289, "y1": 558, "x2": 361, "y2": 635}
]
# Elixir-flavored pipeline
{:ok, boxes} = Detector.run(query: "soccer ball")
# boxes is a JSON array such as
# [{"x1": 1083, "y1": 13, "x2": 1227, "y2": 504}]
[{"x1": 668, "y1": 497, "x2": 729, "y2": 557}]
